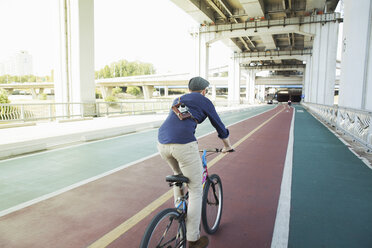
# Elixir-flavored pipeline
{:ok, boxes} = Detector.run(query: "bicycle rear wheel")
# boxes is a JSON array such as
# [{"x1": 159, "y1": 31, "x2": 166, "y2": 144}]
[
  {"x1": 140, "y1": 208, "x2": 186, "y2": 248},
  {"x1": 201, "y1": 174, "x2": 223, "y2": 234}
]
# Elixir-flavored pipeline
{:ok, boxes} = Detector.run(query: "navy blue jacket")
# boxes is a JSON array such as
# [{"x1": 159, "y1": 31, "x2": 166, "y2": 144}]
[{"x1": 158, "y1": 92, "x2": 229, "y2": 144}]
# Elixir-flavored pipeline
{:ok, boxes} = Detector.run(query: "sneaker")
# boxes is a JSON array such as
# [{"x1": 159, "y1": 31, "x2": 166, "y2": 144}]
[{"x1": 188, "y1": 236, "x2": 209, "y2": 248}]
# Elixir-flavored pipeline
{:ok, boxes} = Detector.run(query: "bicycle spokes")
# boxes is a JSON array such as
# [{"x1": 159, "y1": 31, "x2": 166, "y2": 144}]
[{"x1": 209, "y1": 182, "x2": 220, "y2": 205}]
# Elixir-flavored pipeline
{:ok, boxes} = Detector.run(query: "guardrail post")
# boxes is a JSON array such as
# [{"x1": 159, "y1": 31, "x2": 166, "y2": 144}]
[
  {"x1": 96, "y1": 102, "x2": 100, "y2": 117},
  {"x1": 49, "y1": 104, "x2": 53, "y2": 121},
  {"x1": 80, "y1": 103, "x2": 84, "y2": 118},
  {"x1": 21, "y1": 105, "x2": 25, "y2": 121},
  {"x1": 368, "y1": 114, "x2": 372, "y2": 150},
  {"x1": 336, "y1": 107, "x2": 341, "y2": 131}
]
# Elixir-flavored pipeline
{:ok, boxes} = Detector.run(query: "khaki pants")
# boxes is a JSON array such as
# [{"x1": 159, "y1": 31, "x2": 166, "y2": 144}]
[{"x1": 157, "y1": 141, "x2": 203, "y2": 242}]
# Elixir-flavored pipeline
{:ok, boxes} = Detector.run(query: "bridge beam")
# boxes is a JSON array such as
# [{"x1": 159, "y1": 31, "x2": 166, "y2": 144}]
[
  {"x1": 199, "y1": 13, "x2": 341, "y2": 43},
  {"x1": 237, "y1": 49, "x2": 312, "y2": 64}
]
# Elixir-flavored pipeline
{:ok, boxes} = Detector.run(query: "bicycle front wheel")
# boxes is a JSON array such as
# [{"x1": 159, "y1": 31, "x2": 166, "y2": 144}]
[
  {"x1": 201, "y1": 174, "x2": 223, "y2": 234},
  {"x1": 140, "y1": 208, "x2": 186, "y2": 248}
]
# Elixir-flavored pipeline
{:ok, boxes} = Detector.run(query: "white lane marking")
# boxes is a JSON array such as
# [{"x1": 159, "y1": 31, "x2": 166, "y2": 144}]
[{"x1": 271, "y1": 109, "x2": 295, "y2": 248}]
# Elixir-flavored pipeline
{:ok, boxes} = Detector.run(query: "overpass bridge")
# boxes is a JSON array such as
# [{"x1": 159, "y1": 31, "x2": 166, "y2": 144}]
[
  {"x1": 1, "y1": 71, "x2": 340, "y2": 100},
  {"x1": 0, "y1": 72, "x2": 306, "y2": 100}
]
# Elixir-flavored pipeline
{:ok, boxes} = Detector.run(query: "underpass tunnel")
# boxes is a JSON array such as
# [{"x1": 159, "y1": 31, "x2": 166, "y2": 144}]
[{"x1": 276, "y1": 89, "x2": 302, "y2": 102}]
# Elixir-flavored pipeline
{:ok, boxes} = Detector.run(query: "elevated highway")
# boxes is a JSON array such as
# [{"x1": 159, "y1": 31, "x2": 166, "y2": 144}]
[
  {"x1": 1, "y1": 71, "x2": 342, "y2": 100},
  {"x1": 0, "y1": 72, "x2": 308, "y2": 100}
]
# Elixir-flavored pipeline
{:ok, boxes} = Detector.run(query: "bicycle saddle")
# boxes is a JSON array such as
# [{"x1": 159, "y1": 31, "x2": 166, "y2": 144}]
[{"x1": 165, "y1": 174, "x2": 189, "y2": 184}]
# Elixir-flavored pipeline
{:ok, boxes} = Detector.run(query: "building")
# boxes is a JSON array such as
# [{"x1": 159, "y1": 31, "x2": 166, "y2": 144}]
[{"x1": 0, "y1": 50, "x2": 33, "y2": 76}]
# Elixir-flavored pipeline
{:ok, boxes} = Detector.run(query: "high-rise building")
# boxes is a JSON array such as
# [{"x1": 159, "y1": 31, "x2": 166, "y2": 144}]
[
  {"x1": 0, "y1": 50, "x2": 33, "y2": 76},
  {"x1": 0, "y1": 62, "x2": 5, "y2": 75}
]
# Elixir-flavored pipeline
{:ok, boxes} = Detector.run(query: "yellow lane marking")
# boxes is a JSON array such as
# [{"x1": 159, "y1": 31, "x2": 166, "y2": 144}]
[
  {"x1": 88, "y1": 190, "x2": 173, "y2": 248},
  {"x1": 87, "y1": 106, "x2": 285, "y2": 248}
]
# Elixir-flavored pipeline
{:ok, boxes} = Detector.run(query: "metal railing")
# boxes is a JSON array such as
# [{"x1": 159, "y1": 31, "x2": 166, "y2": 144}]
[
  {"x1": 302, "y1": 102, "x2": 372, "y2": 151},
  {"x1": 0, "y1": 100, "x2": 234, "y2": 123},
  {"x1": 0, "y1": 100, "x2": 174, "y2": 122}
]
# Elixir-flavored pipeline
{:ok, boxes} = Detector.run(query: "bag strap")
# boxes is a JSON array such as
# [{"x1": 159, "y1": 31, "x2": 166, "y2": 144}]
[{"x1": 175, "y1": 96, "x2": 199, "y2": 124}]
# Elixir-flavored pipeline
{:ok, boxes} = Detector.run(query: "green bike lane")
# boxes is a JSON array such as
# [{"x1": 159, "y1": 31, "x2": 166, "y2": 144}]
[
  {"x1": 0, "y1": 105, "x2": 274, "y2": 214},
  {"x1": 288, "y1": 105, "x2": 372, "y2": 248}
]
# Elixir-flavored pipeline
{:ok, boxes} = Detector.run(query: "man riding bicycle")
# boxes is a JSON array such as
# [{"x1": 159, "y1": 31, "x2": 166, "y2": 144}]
[{"x1": 157, "y1": 76, "x2": 232, "y2": 248}]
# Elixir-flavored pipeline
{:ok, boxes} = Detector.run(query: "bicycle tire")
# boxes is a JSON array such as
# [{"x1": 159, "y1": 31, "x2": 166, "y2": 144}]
[
  {"x1": 201, "y1": 174, "x2": 223, "y2": 234},
  {"x1": 140, "y1": 208, "x2": 186, "y2": 248}
]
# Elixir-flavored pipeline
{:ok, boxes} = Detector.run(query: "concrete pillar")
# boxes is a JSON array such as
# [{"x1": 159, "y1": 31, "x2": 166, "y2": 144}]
[
  {"x1": 303, "y1": 58, "x2": 312, "y2": 102},
  {"x1": 228, "y1": 53, "x2": 241, "y2": 105},
  {"x1": 339, "y1": 0, "x2": 372, "y2": 111},
  {"x1": 142, "y1": 85, "x2": 154, "y2": 100},
  {"x1": 5, "y1": 89, "x2": 14, "y2": 95},
  {"x1": 30, "y1": 88, "x2": 38, "y2": 99},
  {"x1": 309, "y1": 20, "x2": 338, "y2": 105},
  {"x1": 211, "y1": 84, "x2": 217, "y2": 101},
  {"x1": 324, "y1": 22, "x2": 338, "y2": 105},
  {"x1": 54, "y1": 0, "x2": 95, "y2": 116},
  {"x1": 100, "y1": 86, "x2": 113, "y2": 99},
  {"x1": 164, "y1": 86, "x2": 169, "y2": 97},
  {"x1": 257, "y1": 85, "x2": 265, "y2": 103},
  {"x1": 245, "y1": 70, "x2": 255, "y2": 104},
  {"x1": 194, "y1": 32, "x2": 210, "y2": 79}
]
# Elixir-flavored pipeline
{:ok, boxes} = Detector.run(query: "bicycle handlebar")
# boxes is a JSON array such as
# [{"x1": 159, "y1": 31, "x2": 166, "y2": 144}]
[{"x1": 200, "y1": 148, "x2": 235, "y2": 153}]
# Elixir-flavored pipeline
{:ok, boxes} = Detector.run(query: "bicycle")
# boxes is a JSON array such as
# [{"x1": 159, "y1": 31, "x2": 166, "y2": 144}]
[{"x1": 139, "y1": 148, "x2": 234, "y2": 248}]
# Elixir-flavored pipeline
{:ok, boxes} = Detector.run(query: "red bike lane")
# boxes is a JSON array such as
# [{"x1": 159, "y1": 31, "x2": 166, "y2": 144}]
[{"x1": 0, "y1": 105, "x2": 293, "y2": 248}]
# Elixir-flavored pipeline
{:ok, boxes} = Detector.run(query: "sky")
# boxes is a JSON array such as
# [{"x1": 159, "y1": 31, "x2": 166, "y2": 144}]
[{"x1": 0, "y1": 0, "x2": 231, "y2": 76}]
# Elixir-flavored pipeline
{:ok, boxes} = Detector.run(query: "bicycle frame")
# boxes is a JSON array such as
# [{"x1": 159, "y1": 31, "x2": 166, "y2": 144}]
[
  {"x1": 141, "y1": 148, "x2": 228, "y2": 248},
  {"x1": 202, "y1": 150, "x2": 209, "y2": 188}
]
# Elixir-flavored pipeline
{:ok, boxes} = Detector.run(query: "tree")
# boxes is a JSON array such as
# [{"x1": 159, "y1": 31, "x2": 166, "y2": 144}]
[
  {"x1": 103, "y1": 65, "x2": 112, "y2": 78},
  {"x1": 112, "y1": 87, "x2": 123, "y2": 96},
  {"x1": 126, "y1": 86, "x2": 141, "y2": 96},
  {"x1": 0, "y1": 89, "x2": 10, "y2": 104},
  {"x1": 95, "y1": 59, "x2": 156, "y2": 79}
]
